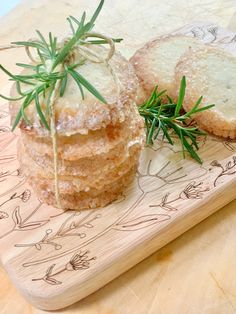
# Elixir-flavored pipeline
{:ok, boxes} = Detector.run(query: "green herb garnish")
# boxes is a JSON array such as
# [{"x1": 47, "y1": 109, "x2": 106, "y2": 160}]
[
  {"x1": 0, "y1": 0, "x2": 122, "y2": 131},
  {"x1": 0, "y1": 1, "x2": 213, "y2": 165},
  {"x1": 138, "y1": 76, "x2": 215, "y2": 163}
]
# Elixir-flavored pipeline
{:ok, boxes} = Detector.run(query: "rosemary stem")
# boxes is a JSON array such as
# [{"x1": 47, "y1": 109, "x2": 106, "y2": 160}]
[{"x1": 0, "y1": 45, "x2": 23, "y2": 51}]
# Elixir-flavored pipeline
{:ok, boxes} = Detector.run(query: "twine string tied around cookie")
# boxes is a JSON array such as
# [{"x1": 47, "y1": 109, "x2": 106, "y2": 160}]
[{"x1": 0, "y1": 32, "x2": 121, "y2": 209}]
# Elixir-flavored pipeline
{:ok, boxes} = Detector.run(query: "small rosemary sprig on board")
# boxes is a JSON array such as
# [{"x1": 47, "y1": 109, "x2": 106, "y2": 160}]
[
  {"x1": 138, "y1": 76, "x2": 215, "y2": 163},
  {"x1": 0, "y1": 0, "x2": 122, "y2": 131}
]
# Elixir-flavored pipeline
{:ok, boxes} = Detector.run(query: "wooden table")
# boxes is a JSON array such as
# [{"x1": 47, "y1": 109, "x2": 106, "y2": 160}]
[{"x1": 0, "y1": 0, "x2": 236, "y2": 313}]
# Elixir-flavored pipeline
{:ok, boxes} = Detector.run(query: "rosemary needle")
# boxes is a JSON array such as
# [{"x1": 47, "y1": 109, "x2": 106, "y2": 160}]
[{"x1": 138, "y1": 76, "x2": 215, "y2": 163}]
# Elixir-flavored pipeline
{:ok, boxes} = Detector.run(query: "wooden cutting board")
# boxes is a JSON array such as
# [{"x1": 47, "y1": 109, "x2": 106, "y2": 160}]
[{"x1": 0, "y1": 9, "x2": 236, "y2": 311}]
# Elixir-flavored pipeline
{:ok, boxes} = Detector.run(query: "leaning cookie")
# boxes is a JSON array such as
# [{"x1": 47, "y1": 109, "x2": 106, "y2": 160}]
[
  {"x1": 175, "y1": 46, "x2": 236, "y2": 139},
  {"x1": 130, "y1": 35, "x2": 204, "y2": 101}
]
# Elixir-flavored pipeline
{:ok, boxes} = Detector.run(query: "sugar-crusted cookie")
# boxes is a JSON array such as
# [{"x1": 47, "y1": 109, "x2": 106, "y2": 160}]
[
  {"x1": 130, "y1": 35, "x2": 204, "y2": 100},
  {"x1": 175, "y1": 47, "x2": 236, "y2": 138}
]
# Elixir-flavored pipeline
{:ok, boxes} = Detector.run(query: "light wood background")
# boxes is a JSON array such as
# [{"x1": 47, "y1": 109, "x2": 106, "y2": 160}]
[{"x1": 0, "y1": 0, "x2": 236, "y2": 313}]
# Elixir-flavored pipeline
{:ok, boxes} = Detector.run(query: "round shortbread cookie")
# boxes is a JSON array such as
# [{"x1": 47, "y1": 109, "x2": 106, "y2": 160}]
[
  {"x1": 18, "y1": 139, "x2": 140, "y2": 192},
  {"x1": 175, "y1": 47, "x2": 236, "y2": 139},
  {"x1": 29, "y1": 166, "x2": 137, "y2": 210},
  {"x1": 10, "y1": 45, "x2": 138, "y2": 136},
  {"x1": 20, "y1": 104, "x2": 143, "y2": 160},
  {"x1": 130, "y1": 35, "x2": 204, "y2": 100}
]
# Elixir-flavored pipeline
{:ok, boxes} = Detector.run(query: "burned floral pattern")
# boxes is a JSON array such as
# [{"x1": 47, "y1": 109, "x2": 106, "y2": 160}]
[
  {"x1": 32, "y1": 250, "x2": 96, "y2": 285},
  {"x1": 211, "y1": 157, "x2": 236, "y2": 186},
  {"x1": 150, "y1": 181, "x2": 210, "y2": 211},
  {"x1": 15, "y1": 211, "x2": 101, "y2": 250}
]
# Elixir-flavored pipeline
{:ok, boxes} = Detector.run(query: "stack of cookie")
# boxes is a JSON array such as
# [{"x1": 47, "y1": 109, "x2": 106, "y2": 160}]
[{"x1": 11, "y1": 46, "x2": 144, "y2": 210}]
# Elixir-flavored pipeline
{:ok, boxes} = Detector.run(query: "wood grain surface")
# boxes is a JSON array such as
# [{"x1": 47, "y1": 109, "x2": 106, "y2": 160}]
[{"x1": 0, "y1": 0, "x2": 236, "y2": 313}]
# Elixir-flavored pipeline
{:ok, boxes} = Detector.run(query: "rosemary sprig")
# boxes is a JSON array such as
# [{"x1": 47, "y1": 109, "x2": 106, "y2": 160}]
[
  {"x1": 0, "y1": 0, "x2": 213, "y2": 166},
  {"x1": 138, "y1": 76, "x2": 215, "y2": 163},
  {"x1": 0, "y1": 0, "x2": 122, "y2": 131}
]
